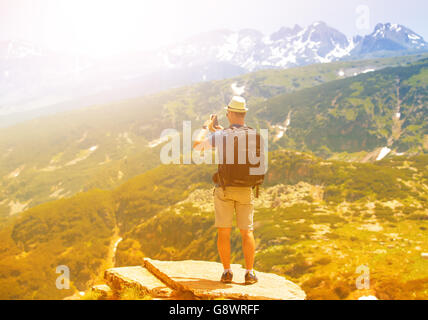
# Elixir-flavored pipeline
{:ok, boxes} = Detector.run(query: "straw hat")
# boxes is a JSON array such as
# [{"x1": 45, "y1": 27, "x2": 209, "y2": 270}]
[{"x1": 225, "y1": 96, "x2": 248, "y2": 113}]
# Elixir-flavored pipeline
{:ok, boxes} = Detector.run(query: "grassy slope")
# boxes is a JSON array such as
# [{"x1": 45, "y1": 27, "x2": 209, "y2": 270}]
[
  {"x1": 256, "y1": 58, "x2": 428, "y2": 157},
  {"x1": 0, "y1": 149, "x2": 426, "y2": 299},
  {"x1": 0, "y1": 189, "x2": 116, "y2": 299},
  {"x1": 0, "y1": 163, "x2": 214, "y2": 299}
]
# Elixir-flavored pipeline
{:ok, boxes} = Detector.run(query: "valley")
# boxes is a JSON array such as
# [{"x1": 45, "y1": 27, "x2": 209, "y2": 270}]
[
  {"x1": 0, "y1": 54, "x2": 426, "y2": 219},
  {"x1": 0, "y1": 54, "x2": 426, "y2": 300}
]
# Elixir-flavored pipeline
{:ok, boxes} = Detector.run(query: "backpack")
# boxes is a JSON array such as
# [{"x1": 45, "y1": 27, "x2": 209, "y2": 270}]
[{"x1": 214, "y1": 126, "x2": 265, "y2": 197}]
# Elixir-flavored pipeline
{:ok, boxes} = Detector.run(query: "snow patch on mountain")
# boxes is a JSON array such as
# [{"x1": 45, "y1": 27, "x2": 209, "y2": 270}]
[
  {"x1": 376, "y1": 147, "x2": 392, "y2": 161},
  {"x1": 362, "y1": 68, "x2": 375, "y2": 74},
  {"x1": 273, "y1": 111, "x2": 292, "y2": 141},
  {"x1": 0, "y1": 40, "x2": 44, "y2": 59},
  {"x1": 231, "y1": 82, "x2": 245, "y2": 95}
]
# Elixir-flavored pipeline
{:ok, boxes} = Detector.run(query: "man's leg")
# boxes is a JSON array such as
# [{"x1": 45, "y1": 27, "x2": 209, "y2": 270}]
[
  {"x1": 214, "y1": 187, "x2": 234, "y2": 270},
  {"x1": 240, "y1": 229, "x2": 255, "y2": 270},
  {"x1": 217, "y1": 228, "x2": 232, "y2": 269},
  {"x1": 235, "y1": 187, "x2": 255, "y2": 271}
]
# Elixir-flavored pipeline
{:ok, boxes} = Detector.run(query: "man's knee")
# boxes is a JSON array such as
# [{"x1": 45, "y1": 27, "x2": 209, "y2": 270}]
[
  {"x1": 240, "y1": 229, "x2": 254, "y2": 241},
  {"x1": 218, "y1": 228, "x2": 232, "y2": 239}
]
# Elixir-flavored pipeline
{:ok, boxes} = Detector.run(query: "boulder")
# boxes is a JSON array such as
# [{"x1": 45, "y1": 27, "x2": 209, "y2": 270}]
[
  {"x1": 91, "y1": 284, "x2": 113, "y2": 299},
  {"x1": 105, "y1": 266, "x2": 174, "y2": 298}
]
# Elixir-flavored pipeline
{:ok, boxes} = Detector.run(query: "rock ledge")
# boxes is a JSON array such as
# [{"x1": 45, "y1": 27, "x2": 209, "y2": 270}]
[{"x1": 94, "y1": 258, "x2": 306, "y2": 300}]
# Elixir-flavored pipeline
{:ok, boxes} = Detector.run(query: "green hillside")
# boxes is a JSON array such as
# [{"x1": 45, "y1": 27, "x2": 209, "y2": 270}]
[
  {"x1": 0, "y1": 190, "x2": 116, "y2": 299},
  {"x1": 0, "y1": 163, "x2": 213, "y2": 299},
  {"x1": 257, "y1": 58, "x2": 428, "y2": 158},
  {"x1": 0, "y1": 150, "x2": 426, "y2": 299},
  {"x1": 0, "y1": 55, "x2": 425, "y2": 219}
]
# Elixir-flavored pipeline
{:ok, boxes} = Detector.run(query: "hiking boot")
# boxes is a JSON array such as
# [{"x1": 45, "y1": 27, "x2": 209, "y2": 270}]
[
  {"x1": 220, "y1": 270, "x2": 233, "y2": 283},
  {"x1": 245, "y1": 271, "x2": 258, "y2": 285}
]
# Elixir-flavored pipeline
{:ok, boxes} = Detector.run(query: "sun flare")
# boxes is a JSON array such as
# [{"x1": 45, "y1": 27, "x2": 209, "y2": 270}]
[{"x1": 51, "y1": 0, "x2": 185, "y2": 57}]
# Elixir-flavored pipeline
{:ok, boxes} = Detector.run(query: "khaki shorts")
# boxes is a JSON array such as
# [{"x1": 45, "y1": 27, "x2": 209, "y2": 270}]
[{"x1": 213, "y1": 186, "x2": 254, "y2": 230}]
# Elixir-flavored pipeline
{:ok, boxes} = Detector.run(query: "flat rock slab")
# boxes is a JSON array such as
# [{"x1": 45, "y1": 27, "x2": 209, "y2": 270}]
[
  {"x1": 144, "y1": 259, "x2": 306, "y2": 300},
  {"x1": 105, "y1": 266, "x2": 174, "y2": 298}
]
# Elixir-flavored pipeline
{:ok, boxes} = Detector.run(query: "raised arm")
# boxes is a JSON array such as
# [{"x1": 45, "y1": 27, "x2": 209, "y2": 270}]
[{"x1": 193, "y1": 115, "x2": 223, "y2": 150}]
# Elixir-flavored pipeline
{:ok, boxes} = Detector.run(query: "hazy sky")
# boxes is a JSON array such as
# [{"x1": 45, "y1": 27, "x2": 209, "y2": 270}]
[{"x1": 0, "y1": 0, "x2": 427, "y2": 57}]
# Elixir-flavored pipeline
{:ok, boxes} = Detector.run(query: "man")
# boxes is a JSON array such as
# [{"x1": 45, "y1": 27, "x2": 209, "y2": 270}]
[{"x1": 193, "y1": 96, "x2": 262, "y2": 285}]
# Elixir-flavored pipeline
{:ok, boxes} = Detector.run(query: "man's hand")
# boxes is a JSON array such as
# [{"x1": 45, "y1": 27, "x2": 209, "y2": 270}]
[
  {"x1": 194, "y1": 116, "x2": 223, "y2": 150},
  {"x1": 205, "y1": 116, "x2": 223, "y2": 132}
]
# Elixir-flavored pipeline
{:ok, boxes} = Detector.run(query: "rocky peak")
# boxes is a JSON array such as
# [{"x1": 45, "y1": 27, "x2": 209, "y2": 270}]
[
  {"x1": 270, "y1": 24, "x2": 303, "y2": 41},
  {"x1": 354, "y1": 23, "x2": 427, "y2": 54}
]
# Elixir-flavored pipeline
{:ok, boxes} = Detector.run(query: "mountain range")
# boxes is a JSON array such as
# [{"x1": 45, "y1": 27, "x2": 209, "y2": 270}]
[
  {"x1": 0, "y1": 22, "x2": 427, "y2": 127},
  {"x1": 160, "y1": 22, "x2": 427, "y2": 71}
]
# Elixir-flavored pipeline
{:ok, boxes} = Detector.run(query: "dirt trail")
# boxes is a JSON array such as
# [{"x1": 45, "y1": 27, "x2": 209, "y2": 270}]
[
  {"x1": 107, "y1": 226, "x2": 122, "y2": 268},
  {"x1": 64, "y1": 225, "x2": 122, "y2": 300}
]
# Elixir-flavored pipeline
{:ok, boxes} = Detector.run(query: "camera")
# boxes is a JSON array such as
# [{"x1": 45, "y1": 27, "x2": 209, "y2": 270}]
[{"x1": 211, "y1": 114, "x2": 218, "y2": 127}]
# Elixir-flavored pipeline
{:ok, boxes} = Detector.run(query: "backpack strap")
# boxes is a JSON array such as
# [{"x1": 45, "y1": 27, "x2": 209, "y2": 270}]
[{"x1": 219, "y1": 132, "x2": 227, "y2": 191}]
